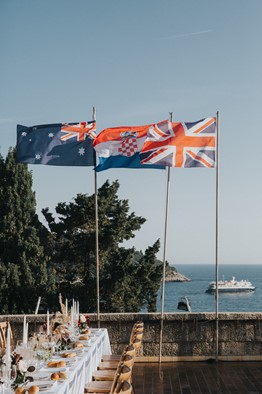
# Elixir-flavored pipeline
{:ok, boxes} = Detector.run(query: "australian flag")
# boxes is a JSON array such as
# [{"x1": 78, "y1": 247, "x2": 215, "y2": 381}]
[{"x1": 16, "y1": 121, "x2": 96, "y2": 166}]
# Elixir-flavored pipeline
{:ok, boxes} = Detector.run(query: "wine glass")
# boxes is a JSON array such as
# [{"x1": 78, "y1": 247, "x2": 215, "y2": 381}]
[
  {"x1": 2, "y1": 364, "x2": 17, "y2": 393},
  {"x1": 0, "y1": 366, "x2": 4, "y2": 394},
  {"x1": 10, "y1": 365, "x2": 17, "y2": 390}
]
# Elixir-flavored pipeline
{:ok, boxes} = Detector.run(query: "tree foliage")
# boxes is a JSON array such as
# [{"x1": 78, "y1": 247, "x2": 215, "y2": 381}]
[
  {"x1": 0, "y1": 149, "x2": 162, "y2": 313},
  {"x1": 42, "y1": 180, "x2": 162, "y2": 312},
  {"x1": 0, "y1": 149, "x2": 54, "y2": 313}
]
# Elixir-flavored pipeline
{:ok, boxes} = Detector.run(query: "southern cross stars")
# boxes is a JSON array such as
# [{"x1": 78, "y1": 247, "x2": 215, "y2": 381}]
[{"x1": 78, "y1": 147, "x2": 85, "y2": 156}]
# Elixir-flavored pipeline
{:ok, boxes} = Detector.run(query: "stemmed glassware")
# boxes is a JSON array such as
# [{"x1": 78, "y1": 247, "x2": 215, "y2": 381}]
[
  {"x1": 0, "y1": 366, "x2": 4, "y2": 394},
  {"x1": 1, "y1": 364, "x2": 17, "y2": 393}
]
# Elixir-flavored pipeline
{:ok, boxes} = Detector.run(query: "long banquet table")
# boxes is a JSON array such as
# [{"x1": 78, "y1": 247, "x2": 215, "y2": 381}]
[{"x1": 30, "y1": 328, "x2": 111, "y2": 394}]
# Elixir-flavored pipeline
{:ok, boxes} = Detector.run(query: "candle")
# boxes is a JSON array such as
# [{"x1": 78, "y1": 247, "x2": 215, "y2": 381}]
[
  {"x1": 23, "y1": 316, "x2": 27, "y2": 345},
  {"x1": 65, "y1": 298, "x2": 68, "y2": 316},
  {"x1": 47, "y1": 310, "x2": 50, "y2": 335},
  {"x1": 6, "y1": 324, "x2": 11, "y2": 365},
  {"x1": 26, "y1": 322, "x2": 28, "y2": 344},
  {"x1": 35, "y1": 296, "x2": 41, "y2": 314},
  {"x1": 77, "y1": 301, "x2": 79, "y2": 320},
  {"x1": 70, "y1": 306, "x2": 74, "y2": 330},
  {"x1": 72, "y1": 299, "x2": 75, "y2": 317}
]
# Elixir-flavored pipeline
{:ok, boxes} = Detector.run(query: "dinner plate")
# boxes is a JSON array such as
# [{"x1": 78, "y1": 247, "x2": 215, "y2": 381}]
[
  {"x1": 78, "y1": 338, "x2": 91, "y2": 343},
  {"x1": 53, "y1": 358, "x2": 76, "y2": 367},
  {"x1": 25, "y1": 380, "x2": 57, "y2": 390},
  {"x1": 41, "y1": 366, "x2": 68, "y2": 373},
  {"x1": 54, "y1": 355, "x2": 77, "y2": 361},
  {"x1": 27, "y1": 371, "x2": 51, "y2": 380},
  {"x1": 59, "y1": 349, "x2": 80, "y2": 354}
]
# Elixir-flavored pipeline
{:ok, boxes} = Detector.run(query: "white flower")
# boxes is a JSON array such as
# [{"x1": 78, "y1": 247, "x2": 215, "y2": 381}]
[
  {"x1": 18, "y1": 359, "x2": 27, "y2": 373},
  {"x1": 79, "y1": 314, "x2": 86, "y2": 323}
]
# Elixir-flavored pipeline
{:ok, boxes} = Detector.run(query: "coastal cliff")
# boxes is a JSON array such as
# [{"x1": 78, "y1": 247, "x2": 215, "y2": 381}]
[{"x1": 165, "y1": 266, "x2": 191, "y2": 282}]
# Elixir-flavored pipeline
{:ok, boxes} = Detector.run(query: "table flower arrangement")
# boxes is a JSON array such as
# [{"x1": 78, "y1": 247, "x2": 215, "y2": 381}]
[
  {"x1": 78, "y1": 314, "x2": 90, "y2": 334},
  {"x1": 1, "y1": 352, "x2": 30, "y2": 390}
]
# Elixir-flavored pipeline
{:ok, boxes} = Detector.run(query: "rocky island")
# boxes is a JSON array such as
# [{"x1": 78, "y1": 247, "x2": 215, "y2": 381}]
[{"x1": 165, "y1": 265, "x2": 191, "y2": 282}]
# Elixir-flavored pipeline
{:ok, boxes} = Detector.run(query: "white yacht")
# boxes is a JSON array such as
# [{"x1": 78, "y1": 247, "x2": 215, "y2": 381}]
[{"x1": 206, "y1": 276, "x2": 255, "y2": 294}]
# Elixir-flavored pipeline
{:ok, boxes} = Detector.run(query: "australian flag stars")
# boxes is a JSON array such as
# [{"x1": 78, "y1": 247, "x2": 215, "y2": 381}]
[{"x1": 16, "y1": 121, "x2": 96, "y2": 166}]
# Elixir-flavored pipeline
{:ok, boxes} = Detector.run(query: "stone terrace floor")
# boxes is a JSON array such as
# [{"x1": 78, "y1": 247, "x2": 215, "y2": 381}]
[{"x1": 132, "y1": 361, "x2": 262, "y2": 394}]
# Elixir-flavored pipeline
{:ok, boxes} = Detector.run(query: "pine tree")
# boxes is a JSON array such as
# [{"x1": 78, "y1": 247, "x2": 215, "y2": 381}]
[
  {"x1": 42, "y1": 180, "x2": 162, "y2": 312},
  {"x1": 0, "y1": 148, "x2": 53, "y2": 313}
]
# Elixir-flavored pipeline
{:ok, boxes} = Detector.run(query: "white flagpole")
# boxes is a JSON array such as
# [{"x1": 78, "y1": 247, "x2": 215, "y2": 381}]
[
  {"x1": 215, "y1": 111, "x2": 220, "y2": 360},
  {"x1": 159, "y1": 112, "x2": 172, "y2": 366},
  {"x1": 93, "y1": 106, "x2": 100, "y2": 328}
]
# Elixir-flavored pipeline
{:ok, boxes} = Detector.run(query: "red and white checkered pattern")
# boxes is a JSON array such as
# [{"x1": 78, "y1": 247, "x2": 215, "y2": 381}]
[{"x1": 118, "y1": 138, "x2": 138, "y2": 157}]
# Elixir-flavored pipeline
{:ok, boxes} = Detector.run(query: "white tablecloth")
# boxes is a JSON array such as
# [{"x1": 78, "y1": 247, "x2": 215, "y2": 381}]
[{"x1": 39, "y1": 328, "x2": 111, "y2": 394}]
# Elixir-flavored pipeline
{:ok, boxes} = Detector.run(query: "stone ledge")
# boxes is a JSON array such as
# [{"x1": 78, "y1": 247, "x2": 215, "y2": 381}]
[
  {"x1": 2, "y1": 313, "x2": 262, "y2": 359},
  {"x1": 2, "y1": 312, "x2": 262, "y2": 323},
  {"x1": 135, "y1": 355, "x2": 262, "y2": 362}
]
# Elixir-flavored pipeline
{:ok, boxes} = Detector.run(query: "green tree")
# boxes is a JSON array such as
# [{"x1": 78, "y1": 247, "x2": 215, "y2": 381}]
[
  {"x1": 136, "y1": 240, "x2": 163, "y2": 312},
  {"x1": 100, "y1": 241, "x2": 162, "y2": 312},
  {"x1": 0, "y1": 148, "x2": 54, "y2": 313},
  {"x1": 42, "y1": 180, "x2": 162, "y2": 312}
]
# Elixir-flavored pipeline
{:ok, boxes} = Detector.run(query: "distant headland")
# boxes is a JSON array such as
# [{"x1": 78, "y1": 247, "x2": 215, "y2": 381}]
[{"x1": 165, "y1": 265, "x2": 191, "y2": 282}]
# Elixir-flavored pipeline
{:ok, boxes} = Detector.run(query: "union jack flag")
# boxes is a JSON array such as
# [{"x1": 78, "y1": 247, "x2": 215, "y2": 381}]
[
  {"x1": 140, "y1": 118, "x2": 216, "y2": 168},
  {"x1": 61, "y1": 122, "x2": 96, "y2": 142}
]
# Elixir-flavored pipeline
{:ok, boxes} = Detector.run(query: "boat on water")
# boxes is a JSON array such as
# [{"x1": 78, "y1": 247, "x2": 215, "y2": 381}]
[
  {"x1": 177, "y1": 296, "x2": 191, "y2": 312},
  {"x1": 206, "y1": 276, "x2": 256, "y2": 294}
]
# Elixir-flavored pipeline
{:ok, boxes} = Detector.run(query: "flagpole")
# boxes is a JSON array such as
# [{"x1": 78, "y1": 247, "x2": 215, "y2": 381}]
[
  {"x1": 93, "y1": 106, "x2": 100, "y2": 328},
  {"x1": 159, "y1": 112, "x2": 172, "y2": 366},
  {"x1": 215, "y1": 111, "x2": 219, "y2": 360}
]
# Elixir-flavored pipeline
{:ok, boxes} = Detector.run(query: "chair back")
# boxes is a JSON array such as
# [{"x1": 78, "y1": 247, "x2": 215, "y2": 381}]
[
  {"x1": 133, "y1": 331, "x2": 143, "y2": 341},
  {"x1": 118, "y1": 365, "x2": 132, "y2": 383},
  {"x1": 114, "y1": 380, "x2": 132, "y2": 394},
  {"x1": 123, "y1": 344, "x2": 136, "y2": 358},
  {"x1": 119, "y1": 354, "x2": 134, "y2": 368},
  {"x1": 0, "y1": 322, "x2": 12, "y2": 350},
  {"x1": 132, "y1": 338, "x2": 142, "y2": 349},
  {"x1": 129, "y1": 321, "x2": 143, "y2": 343},
  {"x1": 110, "y1": 365, "x2": 132, "y2": 393}
]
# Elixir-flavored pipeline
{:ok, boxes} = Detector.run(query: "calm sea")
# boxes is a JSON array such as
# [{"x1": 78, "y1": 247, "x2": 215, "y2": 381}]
[{"x1": 156, "y1": 264, "x2": 262, "y2": 313}]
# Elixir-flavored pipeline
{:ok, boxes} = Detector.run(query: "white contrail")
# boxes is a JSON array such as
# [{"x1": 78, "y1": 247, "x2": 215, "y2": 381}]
[{"x1": 163, "y1": 29, "x2": 212, "y2": 39}]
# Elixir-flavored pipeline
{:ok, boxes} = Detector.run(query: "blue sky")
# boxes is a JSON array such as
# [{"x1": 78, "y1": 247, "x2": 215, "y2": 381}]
[{"x1": 1, "y1": 0, "x2": 262, "y2": 265}]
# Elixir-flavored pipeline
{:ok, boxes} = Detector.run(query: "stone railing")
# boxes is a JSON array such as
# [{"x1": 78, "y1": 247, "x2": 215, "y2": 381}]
[{"x1": 1, "y1": 312, "x2": 262, "y2": 361}]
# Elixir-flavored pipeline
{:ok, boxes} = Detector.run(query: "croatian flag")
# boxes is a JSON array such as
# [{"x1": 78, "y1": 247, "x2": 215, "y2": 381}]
[{"x1": 93, "y1": 124, "x2": 165, "y2": 172}]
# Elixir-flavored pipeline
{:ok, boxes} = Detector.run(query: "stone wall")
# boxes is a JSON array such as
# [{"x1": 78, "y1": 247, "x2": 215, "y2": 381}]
[{"x1": 1, "y1": 312, "x2": 262, "y2": 361}]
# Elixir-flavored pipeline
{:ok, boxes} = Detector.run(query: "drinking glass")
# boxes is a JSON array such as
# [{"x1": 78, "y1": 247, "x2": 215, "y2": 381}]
[
  {"x1": 0, "y1": 366, "x2": 4, "y2": 394},
  {"x1": 2, "y1": 364, "x2": 17, "y2": 393},
  {"x1": 10, "y1": 365, "x2": 17, "y2": 389}
]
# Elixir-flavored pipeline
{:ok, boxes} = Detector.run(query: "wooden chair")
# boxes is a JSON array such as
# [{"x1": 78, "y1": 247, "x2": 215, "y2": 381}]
[
  {"x1": 0, "y1": 322, "x2": 12, "y2": 352},
  {"x1": 93, "y1": 355, "x2": 134, "y2": 381},
  {"x1": 114, "y1": 380, "x2": 132, "y2": 394},
  {"x1": 85, "y1": 365, "x2": 132, "y2": 393},
  {"x1": 98, "y1": 354, "x2": 134, "y2": 371},
  {"x1": 131, "y1": 337, "x2": 142, "y2": 350},
  {"x1": 98, "y1": 344, "x2": 136, "y2": 369},
  {"x1": 102, "y1": 322, "x2": 143, "y2": 362}
]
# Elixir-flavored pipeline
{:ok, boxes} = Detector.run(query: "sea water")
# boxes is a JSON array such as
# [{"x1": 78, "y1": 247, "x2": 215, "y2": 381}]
[{"x1": 156, "y1": 264, "x2": 262, "y2": 313}]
